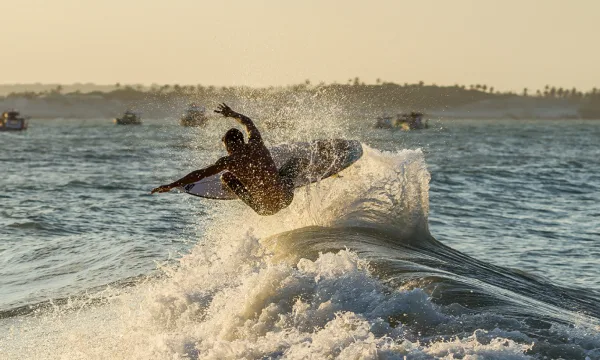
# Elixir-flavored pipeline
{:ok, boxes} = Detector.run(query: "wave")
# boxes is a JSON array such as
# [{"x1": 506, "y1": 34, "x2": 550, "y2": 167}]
[{"x1": 2, "y1": 145, "x2": 599, "y2": 359}]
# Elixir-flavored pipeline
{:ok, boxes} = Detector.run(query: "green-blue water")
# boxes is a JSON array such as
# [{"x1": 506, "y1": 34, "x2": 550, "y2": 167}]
[{"x1": 1, "y1": 117, "x2": 599, "y2": 359}]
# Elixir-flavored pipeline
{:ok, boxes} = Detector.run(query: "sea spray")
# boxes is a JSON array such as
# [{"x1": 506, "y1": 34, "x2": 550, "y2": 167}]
[{"x1": 2, "y1": 145, "x2": 599, "y2": 359}]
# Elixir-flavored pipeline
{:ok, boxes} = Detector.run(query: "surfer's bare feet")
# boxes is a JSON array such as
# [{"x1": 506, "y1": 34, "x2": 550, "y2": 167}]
[{"x1": 151, "y1": 184, "x2": 173, "y2": 194}]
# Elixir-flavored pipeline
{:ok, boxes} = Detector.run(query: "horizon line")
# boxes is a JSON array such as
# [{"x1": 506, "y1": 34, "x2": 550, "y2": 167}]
[{"x1": 0, "y1": 81, "x2": 598, "y2": 93}]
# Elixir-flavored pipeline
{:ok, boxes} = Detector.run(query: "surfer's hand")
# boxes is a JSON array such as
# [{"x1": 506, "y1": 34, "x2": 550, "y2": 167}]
[
  {"x1": 214, "y1": 103, "x2": 236, "y2": 118},
  {"x1": 151, "y1": 184, "x2": 173, "y2": 194}
]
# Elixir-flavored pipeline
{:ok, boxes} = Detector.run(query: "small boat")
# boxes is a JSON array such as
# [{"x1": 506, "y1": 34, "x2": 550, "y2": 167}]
[
  {"x1": 114, "y1": 109, "x2": 142, "y2": 125},
  {"x1": 375, "y1": 112, "x2": 428, "y2": 130},
  {"x1": 0, "y1": 110, "x2": 28, "y2": 131},
  {"x1": 180, "y1": 103, "x2": 207, "y2": 127}
]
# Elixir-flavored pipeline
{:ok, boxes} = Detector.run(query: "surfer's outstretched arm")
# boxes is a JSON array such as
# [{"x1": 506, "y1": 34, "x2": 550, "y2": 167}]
[
  {"x1": 214, "y1": 103, "x2": 262, "y2": 143},
  {"x1": 151, "y1": 159, "x2": 228, "y2": 194}
]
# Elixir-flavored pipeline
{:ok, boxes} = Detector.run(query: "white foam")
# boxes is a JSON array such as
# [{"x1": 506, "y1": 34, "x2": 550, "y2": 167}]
[
  {"x1": 0, "y1": 243, "x2": 540, "y2": 359},
  {"x1": 1, "y1": 147, "x2": 596, "y2": 359}
]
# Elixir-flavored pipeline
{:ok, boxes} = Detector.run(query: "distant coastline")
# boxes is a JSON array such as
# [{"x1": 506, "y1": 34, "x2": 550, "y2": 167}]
[{"x1": 1, "y1": 82, "x2": 598, "y2": 120}]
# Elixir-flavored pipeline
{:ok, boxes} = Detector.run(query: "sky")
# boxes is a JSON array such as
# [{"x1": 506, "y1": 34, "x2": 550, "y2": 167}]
[{"x1": 2, "y1": 0, "x2": 599, "y2": 91}]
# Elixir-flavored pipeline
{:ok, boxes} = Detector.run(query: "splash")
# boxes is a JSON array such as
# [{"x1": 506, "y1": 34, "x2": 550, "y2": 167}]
[{"x1": 2, "y1": 145, "x2": 599, "y2": 360}]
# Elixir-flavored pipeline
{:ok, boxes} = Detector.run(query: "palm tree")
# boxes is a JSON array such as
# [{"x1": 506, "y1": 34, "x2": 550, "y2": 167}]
[{"x1": 49, "y1": 85, "x2": 63, "y2": 95}]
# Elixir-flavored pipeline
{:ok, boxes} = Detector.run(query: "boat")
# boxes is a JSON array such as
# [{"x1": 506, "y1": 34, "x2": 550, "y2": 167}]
[
  {"x1": 375, "y1": 112, "x2": 428, "y2": 130},
  {"x1": 0, "y1": 110, "x2": 28, "y2": 131},
  {"x1": 114, "y1": 109, "x2": 142, "y2": 125},
  {"x1": 180, "y1": 103, "x2": 208, "y2": 127}
]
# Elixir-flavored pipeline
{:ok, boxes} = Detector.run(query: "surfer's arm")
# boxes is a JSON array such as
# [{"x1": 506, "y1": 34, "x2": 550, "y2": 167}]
[
  {"x1": 214, "y1": 103, "x2": 262, "y2": 143},
  {"x1": 151, "y1": 158, "x2": 228, "y2": 194}
]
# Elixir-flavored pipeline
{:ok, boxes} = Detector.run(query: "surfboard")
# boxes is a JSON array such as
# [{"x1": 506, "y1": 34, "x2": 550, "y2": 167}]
[{"x1": 182, "y1": 139, "x2": 363, "y2": 200}]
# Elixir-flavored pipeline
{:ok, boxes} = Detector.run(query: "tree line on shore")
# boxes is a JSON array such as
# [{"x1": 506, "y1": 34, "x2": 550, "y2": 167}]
[{"x1": 2, "y1": 80, "x2": 599, "y2": 118}]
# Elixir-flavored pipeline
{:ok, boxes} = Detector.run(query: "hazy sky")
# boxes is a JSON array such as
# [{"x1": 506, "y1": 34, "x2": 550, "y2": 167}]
[{"x1": 2, "y1": 0, "x2": 599, "y2": 91}]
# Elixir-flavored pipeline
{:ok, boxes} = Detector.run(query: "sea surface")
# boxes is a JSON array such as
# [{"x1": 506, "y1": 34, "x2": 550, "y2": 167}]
[{"x1": 1, "y1": 114, "x2": 599, "y2": 359}]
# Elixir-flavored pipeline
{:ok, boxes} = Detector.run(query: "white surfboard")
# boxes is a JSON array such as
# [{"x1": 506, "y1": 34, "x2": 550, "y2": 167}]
[{"x1": 182, "y1": 139, "x2": 363, "y2": 200}]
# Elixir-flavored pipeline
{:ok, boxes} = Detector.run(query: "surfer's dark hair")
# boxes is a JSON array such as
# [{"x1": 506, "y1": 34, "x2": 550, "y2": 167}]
[{"x1": 222, "y1": 128, "x2": 244, "y2": 151}]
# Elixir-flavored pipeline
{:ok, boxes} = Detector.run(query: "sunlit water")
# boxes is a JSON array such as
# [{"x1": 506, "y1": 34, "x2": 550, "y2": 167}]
[{"x1": 1, "y1": 116, "x2": 599, "y2": 359}]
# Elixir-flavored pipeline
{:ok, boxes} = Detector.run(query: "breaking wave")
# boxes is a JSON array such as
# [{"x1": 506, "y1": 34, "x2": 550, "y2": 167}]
[{"x1": 2, "y1": 146, "x2": 599, "y2": 360}]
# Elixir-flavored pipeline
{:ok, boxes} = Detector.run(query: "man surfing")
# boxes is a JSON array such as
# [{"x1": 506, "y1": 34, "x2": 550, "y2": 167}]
[{"x1": 151, "y1": 103, "x2": 308, "y2": 216}]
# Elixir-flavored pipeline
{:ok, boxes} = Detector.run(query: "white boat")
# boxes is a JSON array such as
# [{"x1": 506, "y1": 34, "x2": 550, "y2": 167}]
[
  {"x1": 180, "y1": 103, "x2": 207, "y2": 127},
  {"x1": 114, "y1": 109, "x2": 142, "y2": 125},
  {"x1": 0, "y1": 110, "x2": 28, "y2": 131},
  {"x1": 375, "y1": 112, "x2": 428, "y2": 130}
]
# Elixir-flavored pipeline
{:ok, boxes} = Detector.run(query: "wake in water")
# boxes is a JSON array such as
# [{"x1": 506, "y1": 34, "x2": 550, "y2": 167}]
[{"x1": 2, "y1": 146, "x2": 599, "y2": 359}]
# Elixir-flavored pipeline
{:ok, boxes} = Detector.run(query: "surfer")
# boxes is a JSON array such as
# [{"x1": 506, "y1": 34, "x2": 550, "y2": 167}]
[{"x1": 151, "y1": 103, "x2": 308, "y2": 215}]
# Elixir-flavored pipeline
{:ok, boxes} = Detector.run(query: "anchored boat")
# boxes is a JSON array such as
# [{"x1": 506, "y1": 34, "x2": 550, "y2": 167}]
[
  {"x1": 180, "y1": 103, "x2": 207, "y2": 127},
  {"x1": 375, "y1": 111, "x2": 428, "y2": 130},
  {"x1": 0, "y1": 110, "x2": 28, "y2": 131},
  {"x1": 114, "y1": 109, "x2": 142, "y2": 125}
]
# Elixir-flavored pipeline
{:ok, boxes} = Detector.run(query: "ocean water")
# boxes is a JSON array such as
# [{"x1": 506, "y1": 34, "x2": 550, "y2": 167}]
[{"x1": 1, "y1": 114, "x2": 599, "y2": 359}]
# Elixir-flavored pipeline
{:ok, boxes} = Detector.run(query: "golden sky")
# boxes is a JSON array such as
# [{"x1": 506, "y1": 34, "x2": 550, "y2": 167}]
[{"x1": 2, "y1": 0, "x2": 599, "y2": 91}]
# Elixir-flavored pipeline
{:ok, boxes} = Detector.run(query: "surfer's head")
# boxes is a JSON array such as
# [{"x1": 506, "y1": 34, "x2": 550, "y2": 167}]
[{"x1": 222, "y1": 128, "x2": 244, "y2": 153}]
